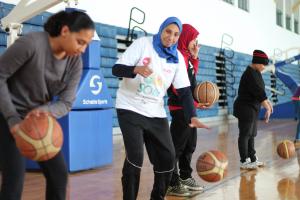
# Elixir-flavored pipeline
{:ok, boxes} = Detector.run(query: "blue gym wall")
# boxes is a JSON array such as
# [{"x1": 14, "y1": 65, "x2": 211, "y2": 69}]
[{"x1": 0, "y1": 2, "x2": 299, "y2": 127}]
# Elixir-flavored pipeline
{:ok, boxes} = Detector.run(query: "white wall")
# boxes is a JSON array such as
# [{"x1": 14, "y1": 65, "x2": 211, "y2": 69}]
[{"x1": 1, "y1": 0, "x2": 300, "y2": 57}]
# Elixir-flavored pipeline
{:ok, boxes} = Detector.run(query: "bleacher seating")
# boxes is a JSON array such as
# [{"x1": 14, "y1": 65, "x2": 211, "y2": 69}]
[{"x1": 0, "y1": 1, "x2": 299, "y2": 127}]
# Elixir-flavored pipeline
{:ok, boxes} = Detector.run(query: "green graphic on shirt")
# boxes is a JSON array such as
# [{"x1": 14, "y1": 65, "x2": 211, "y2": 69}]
[{"x1": 137, "y1": 75, "x2": 163, "y2": 97}]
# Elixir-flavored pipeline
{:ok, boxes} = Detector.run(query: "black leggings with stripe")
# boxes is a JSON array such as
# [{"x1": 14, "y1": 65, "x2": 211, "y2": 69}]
[{"x1": 117, "y1": 109, "x2": 175, "y2": 200}]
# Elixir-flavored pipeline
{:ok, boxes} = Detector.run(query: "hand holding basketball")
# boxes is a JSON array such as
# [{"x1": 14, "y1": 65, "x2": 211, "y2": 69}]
[
  {"x1": 197, "y1": 102, "x2": 211, "y2": 109},
  {"x1": 10, "y1": 123, "x2": 19, "y2": 136},
  {"x1": 194, "y1": 81, "x2": 219, "y2": 107},
  {"x1": 13, "y1": 112, "x2": 63, "y2": 161},
  {"x1": 25, "y1": 108, "x2": 50, "y2": 118}
]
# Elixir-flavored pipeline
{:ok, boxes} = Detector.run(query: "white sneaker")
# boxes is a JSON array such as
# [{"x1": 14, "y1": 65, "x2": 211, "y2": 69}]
[
  {"x1": 252, "y1": 157, "x2": 265, "y2": 167},
  {"x1": 240, "y1": 158, "x2": 257, "y2": 170}
]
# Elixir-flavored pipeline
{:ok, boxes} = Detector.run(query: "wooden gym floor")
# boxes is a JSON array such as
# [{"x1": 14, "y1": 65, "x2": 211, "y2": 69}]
[{"x1": 1, "y1": 119, "x2": 300, "y2": 200}]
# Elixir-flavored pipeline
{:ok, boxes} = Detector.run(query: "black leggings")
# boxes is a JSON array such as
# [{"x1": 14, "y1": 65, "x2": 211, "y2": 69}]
[
  {"x1": 169, "y1": 110, "x2": 197, "y2": 186},
  {"x1": 238, "y1": 120, "x2": 257, "y2": 163},
  {"x1": 117, "y1": 109, "x2": 175, "y2": 200},
  {"x1": 0, "y1": 114, "x2": 68, "y2": 200}
]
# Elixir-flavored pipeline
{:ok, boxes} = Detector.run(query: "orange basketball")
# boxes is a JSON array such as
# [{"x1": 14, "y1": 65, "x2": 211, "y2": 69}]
[
  {"x1": 194, "y1": 81, "x2": 220, "y2": 106},
  {"x1": 196, "y1": 150, "x2": 228, "y2": 182},
  {"x1": 14, "y1": 114, "x2": 63, "y2": 161},
  {"x1": 277, "y1": 140, "x2": 295, "y2": 159}
]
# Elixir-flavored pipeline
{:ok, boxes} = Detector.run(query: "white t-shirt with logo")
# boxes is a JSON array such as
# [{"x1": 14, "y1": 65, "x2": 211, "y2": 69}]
[{"x1": 115, "y1": 36, "x2": 190, "y2": 118}]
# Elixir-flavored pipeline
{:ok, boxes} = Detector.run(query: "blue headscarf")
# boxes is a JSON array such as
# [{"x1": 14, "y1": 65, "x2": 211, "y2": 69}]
[{"x1": 152, "y1": 17, "x2": 182, "y2": 63}]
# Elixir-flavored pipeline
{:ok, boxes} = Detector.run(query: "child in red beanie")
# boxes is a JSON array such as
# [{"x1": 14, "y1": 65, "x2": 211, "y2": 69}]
[{"x1": 233, "y1": 50, "x2": 273, "y2": 170}]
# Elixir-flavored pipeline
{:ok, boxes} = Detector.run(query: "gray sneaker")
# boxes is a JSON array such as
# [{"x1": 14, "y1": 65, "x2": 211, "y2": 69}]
[
  {"x1": 179, "y1": 177, "x2": 205, "y2": 191},
  {"x1": 166, "y1": 183, "x2": 191, "y2": 197}
]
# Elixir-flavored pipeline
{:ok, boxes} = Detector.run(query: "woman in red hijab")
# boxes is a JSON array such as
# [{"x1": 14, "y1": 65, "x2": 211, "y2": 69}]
[{"x1": 167, "y1": 24, "x2": 206, "y2": 197}]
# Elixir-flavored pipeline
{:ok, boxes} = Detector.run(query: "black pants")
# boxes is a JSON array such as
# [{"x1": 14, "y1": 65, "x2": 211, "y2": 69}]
[
  {"x1": 117, "y1": 109, "x2": 175, "y2": 200},
  {"x1": 169, "y1": 110, "x2": 197, "y2": 186},
  {"x1": 0, "y1": 114, "x2": 68, "y2": 200},
  {"x1": 238, "y1": 119, "x2": 257, "y2": 163}
]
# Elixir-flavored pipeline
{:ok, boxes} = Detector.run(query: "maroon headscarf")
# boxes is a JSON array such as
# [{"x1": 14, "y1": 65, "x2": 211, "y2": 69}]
[{"x1": 177, "y1": 24, "x2": 199, "y2": 58}]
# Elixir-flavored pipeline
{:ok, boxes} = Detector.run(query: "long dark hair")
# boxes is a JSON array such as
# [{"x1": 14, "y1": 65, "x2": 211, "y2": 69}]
[{"x1": 44, "y1": 10, "x2": 95, "y2": 37}]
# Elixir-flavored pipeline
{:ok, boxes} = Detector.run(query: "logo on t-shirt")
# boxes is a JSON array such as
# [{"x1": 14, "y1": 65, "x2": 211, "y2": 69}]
[
  {"x1": 137, "y1": 74, "x2": 162, "y2": 98},
  {"x1": 142, "y1": 57, "x2": 151, "y2": 66}
]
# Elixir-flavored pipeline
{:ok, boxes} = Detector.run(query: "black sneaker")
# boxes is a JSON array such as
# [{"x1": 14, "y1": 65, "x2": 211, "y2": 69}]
[
  {"x1": 180, "y1": 177, "x2": 205, "y2": 191},
  {"x1": 166, "y1": 183, "x2": 191, "y2": 197}
]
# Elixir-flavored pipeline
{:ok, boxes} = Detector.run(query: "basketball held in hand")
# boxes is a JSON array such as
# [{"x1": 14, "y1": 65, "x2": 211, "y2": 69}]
[
  {"x1": 13, "y1": 113, "x2": 63, "y2": 161},
  {"x1": 194, "y1": 81, "x2": 220, "y2": 107}
]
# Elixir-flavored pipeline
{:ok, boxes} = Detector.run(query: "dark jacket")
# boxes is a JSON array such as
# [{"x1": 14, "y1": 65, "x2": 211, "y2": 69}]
[
  {"x1": 233, "y1": 66, "x2": 267, "y2": 121},
  {"x1": 167, "y1": 57, "x2": 198, "y2": 110}
]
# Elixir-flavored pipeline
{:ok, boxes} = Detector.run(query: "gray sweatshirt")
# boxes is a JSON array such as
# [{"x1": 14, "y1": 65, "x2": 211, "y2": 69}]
[{"x1": 0, "y1": 32, "x2": 82, "y2": 127}]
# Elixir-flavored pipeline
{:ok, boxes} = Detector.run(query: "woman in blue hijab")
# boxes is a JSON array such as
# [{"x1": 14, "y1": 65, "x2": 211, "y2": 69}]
[
  {"x1": 112, "y1": 17, "x2": 209, "y2": 200},
  {"x1": 152, "y1": 17, "x2": 182, "y2": 63}
]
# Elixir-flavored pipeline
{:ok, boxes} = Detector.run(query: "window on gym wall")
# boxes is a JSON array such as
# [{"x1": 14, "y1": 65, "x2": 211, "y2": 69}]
[
  {"x1": 286, "y1": 15, "x2": 292, "y2": 30},
  {"x1": 276, "y1": 0, "x2": 284, "y2": 27},
  {"x1": 285, "y1": 0, "x2": 292, "y2": 30},
  {"x1": 223, "y1": 0, "x2": 234, "y2": 5},
  {"x1": 276, "y1": 9, "x2": 283, "y2": 26},
  {"x1": 295, "y1": 19, "x2": 299, "y2": 33},
  {"x1": 294, "y1": 6, "x2": 299, "y2": 34},
  {"x1": 238, "y1": 0, "x2": 249, "y2": 11}
]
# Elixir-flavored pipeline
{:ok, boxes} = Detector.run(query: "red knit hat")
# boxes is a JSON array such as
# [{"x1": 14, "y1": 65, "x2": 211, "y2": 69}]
[{"x1": 252, "y1": 50, "x2": 269, "y2": 65}]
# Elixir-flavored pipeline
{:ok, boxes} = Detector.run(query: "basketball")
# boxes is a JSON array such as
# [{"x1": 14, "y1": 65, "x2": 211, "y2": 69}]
[
  {"x1": 194, "y1": 81, "x2": 220, "y2": 106},
  {"x1": 277, "y1": 140, "x2": 295, "y2": 159},
  {"x1": 13, "y1": 113, "x2": 63, "y2": 161},
  {"x1": 196, "y1": 150, "x2": 228, "y2": 182}
]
